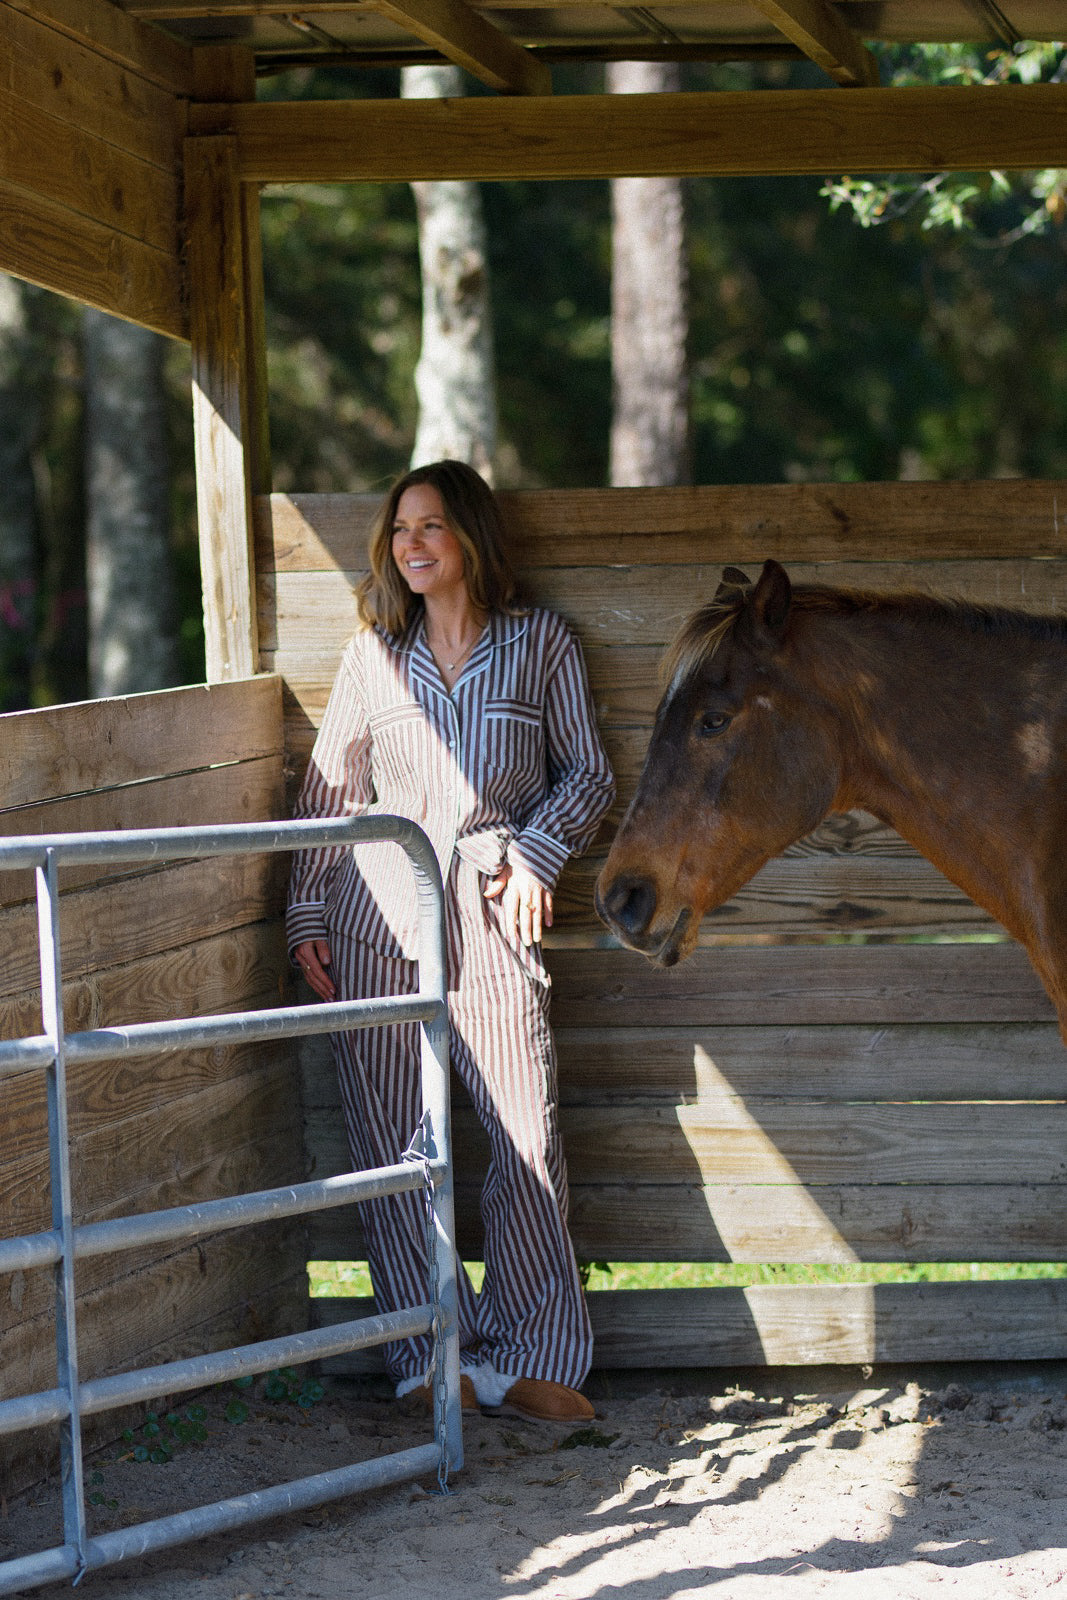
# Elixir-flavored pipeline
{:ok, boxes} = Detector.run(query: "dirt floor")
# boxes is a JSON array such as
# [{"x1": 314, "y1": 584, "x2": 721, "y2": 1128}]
[{"x1": 5, "y1": 1362, "x2": 1067, "y2": 1599}]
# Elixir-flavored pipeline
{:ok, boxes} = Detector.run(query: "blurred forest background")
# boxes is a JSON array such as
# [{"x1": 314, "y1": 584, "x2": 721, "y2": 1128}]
[{"x1": 1, "y1": 44, "x2": 1065, "y2": 711}]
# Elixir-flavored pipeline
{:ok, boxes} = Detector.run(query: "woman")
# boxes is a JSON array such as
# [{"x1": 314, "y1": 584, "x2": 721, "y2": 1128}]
[{"x1": 287, "y1": 460, "x2": 615, "y2": 1423}]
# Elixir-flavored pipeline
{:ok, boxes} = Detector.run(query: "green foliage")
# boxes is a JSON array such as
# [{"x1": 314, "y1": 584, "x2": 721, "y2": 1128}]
[
  {"x1": 822, "y1": 44, "x2": 1067, "y2": 242},
  {"x1": 312, "y1": 1259, "x2": 1067, "y2": 1297},
  {"x1": 121, "y1": 1404, "x2": 209, "y2": 1465}
]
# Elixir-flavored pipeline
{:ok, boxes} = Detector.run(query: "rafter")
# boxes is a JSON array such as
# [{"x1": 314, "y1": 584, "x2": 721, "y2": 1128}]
[
  {"x1": 747, "y1": 0, "x2": 878, "y2": 86},
  {"x1": 367, "y1": 0, "x2": 552, "y2": 94}
]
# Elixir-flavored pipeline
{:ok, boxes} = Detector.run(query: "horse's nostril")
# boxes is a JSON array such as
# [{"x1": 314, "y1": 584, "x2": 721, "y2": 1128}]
[{"x1": 600, "y1": 874, "x2": 657, "y2": 937}]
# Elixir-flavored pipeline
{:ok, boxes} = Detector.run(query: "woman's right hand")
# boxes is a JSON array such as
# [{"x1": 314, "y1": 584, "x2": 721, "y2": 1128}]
[{"x1": 293, "y1": 938, "x2": 336, "y2": 1001}]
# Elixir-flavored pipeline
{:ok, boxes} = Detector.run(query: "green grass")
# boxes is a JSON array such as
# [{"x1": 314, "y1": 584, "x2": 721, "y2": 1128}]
[{"x1": 308, "y1": 1259, "x2": 1067, "y2": 1297}]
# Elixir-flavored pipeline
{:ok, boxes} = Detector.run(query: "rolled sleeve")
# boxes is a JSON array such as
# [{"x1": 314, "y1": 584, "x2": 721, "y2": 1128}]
[{"x1": 508, "y1": 620, "x2": 615, "y2": 889}]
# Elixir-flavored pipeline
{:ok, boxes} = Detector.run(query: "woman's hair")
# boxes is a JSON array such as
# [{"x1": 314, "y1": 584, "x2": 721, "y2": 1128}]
[{"x1": 356, "y1": 459, "x2": 524, "y2": 635}]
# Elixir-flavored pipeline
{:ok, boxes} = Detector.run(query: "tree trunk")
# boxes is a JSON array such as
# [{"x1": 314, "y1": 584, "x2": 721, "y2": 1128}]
[
  {"x1": 0, "y1": 274, "x2": 46, "y2": 710},
  {"x1": 83, "y1": 308, "x2": 179, "y2": 696},
  {"x1": 607, "y1": 62, "x2": 691, "y2": 487},
  {"x1": 401, "y1": 65, "x2": 497, "y2": 480}
]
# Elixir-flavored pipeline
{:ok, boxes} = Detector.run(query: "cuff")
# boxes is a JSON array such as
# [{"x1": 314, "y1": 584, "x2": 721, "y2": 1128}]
[
  {"x1": 286, "y1": 901, "x2": 328, "y2": 960},
  {"x1": 506, "y1": 828, "x2": 570, "y2": 891},
  {"x1": 455, "y1": 830, "x2": 512, "y2": 878}
]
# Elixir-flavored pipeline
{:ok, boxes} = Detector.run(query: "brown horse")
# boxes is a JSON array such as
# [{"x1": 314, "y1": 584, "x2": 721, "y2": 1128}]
[{"x1": 595, "y1": 559, "x2": 1067, "y2": 1039}]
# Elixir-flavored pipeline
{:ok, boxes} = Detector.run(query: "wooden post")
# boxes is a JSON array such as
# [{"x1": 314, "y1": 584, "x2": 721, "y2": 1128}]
[{"x1": 184, "y1": 131, "x2": 265, "y2": 682}]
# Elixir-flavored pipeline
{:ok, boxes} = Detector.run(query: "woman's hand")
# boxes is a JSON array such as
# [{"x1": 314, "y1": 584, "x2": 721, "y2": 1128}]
[
  {"x1": 484, "y1": 863, "x2": 553, "y2": 947},
  {"x1": 293, "y1": 938, "x2": 336, "y2": 1001}
]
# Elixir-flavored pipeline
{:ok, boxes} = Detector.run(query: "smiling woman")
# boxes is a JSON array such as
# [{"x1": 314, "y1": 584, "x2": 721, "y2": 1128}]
[{"x1": 288, "y1": 459, "x2": 615, "y2": 1424}]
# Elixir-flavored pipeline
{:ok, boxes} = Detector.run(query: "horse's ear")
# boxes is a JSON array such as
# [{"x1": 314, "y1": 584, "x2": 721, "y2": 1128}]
[
  {"x1": 746, "y1": 559, "x2": 792, "y2": 648},
  {"x1": 714, "y1": 565, "x2": 752, "y2": 602}
]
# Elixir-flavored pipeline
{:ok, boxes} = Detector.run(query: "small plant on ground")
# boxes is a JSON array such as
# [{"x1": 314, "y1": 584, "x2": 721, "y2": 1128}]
[{"x1": 120, "y1": 1404, "x2": 209, "y2": 1465}]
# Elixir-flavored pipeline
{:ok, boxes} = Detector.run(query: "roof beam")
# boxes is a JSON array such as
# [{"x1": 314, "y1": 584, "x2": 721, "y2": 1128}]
[
  {"x1": 747, "y1": 0, "x2": 878, "y2": 86},
  {"x1": 189, "y1": 83, "x2": 1067, "y2": 182},
  {"x1": 367, "y1": 0, "x2": 552, "y2": 93}
]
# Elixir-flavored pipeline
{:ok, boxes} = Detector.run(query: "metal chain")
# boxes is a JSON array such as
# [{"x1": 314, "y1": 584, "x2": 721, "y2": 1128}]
[{"x1": 403, "y1": 1110, "x2": 452, "y2": 1496}]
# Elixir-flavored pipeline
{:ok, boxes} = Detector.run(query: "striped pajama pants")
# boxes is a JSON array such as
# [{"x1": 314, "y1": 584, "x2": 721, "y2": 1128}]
[{"x1": 328, "y1": 855, "x2": 592, "y2": 1389}]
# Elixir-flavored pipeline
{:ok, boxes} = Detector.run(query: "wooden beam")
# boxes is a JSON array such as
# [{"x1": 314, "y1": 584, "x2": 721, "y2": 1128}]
[
  {"x1": 748, "y1": 0, "x2": 878, "y2": 86},
  {"x1": 184, "y1": 135, "x2": 260, "y2": 681},
  {"x1": 370, "y1": 0, "x2": 552, "y2": 94},
  {"x1": 189, "y1": 82, "x2": 1067, "y2": 182}
]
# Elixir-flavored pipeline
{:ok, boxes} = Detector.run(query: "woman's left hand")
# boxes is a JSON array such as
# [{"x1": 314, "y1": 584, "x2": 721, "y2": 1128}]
[{"x1": 484, "y1": 863, "x2": 553, "y2": 947}]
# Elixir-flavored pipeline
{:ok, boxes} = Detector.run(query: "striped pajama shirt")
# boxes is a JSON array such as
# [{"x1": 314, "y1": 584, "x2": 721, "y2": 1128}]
[{"x1": 287, "y1": 606, "x2": 615, "y2": 1389}]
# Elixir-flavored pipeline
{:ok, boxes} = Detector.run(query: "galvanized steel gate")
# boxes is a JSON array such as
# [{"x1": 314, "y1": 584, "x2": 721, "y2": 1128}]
[{"x1": 0, "y1": 815, "x2": 463, "y2": 1594}]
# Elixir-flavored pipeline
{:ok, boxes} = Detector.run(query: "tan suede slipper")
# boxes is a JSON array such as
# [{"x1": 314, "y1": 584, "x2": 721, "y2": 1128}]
[{"x1": 495, "y1": 1378, "x2": 595, "y2": 1424}]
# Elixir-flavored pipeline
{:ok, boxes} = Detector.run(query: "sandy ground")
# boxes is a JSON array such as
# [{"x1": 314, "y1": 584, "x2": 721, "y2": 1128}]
[{"x1": 5, "y1": 1362, "x2": 1067, "y2": 1599}]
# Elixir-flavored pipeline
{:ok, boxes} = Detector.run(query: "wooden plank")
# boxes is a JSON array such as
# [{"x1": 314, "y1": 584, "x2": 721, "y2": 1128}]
[
  {"x1": 0, "y1": 83, "x2": 180, "y2": 254},
  {"x1": 0, "y1": 853, "x2": 284, "y2": 998},
  {"x1": 547, "y1": 943, "x2": 1057, "y2": 1027},
  {"x1": 304, "y1": 1098, "x2": 1067, "y2": 1189},
  {"x1": 371, "y1": 0, "x2": 552, "y2": 93},
  {"x1": 0, "y1": 754, "x2": 283, "y2": 907},
  {"x1": 259, "y1": 557, "x2": 1067, "y2": 659},
  {"x1": 560, "y1": 1101, "x2": 1067, "y2": 1187},
  {"x1": 0, "y1": 175, "x2": 184, "y2": 338},
  {"x1": 555, "y1": 1022, "x2": 1067, "y2": 1104},
  {"x1": 0, "y1": 676, "x2": 282, "y2": 810},
  {"x1": 566, "y1": 1182, "x2": 1067, "y2": 1263},
  {"x1": 310, "y1": 1280, "x2": 1067, "y2": 1369},
  {"x1": 2, "y1": 1, "x2": 184, "y2": 170},
  {"x1": 255, "y1": 481, "x2": 1067, "y2": 572},
  {"x1": 749, "y1": 0, "x2": 878, "y2": 86},
  {"x1": 308, "y1": 1179, "x2": 1067, "y2": 1265},
  {"x1": 190, "y1": 84, "x2": 1067, "y2": 183},
  {"x1": 185, "y1": 136, "x2": 259, "y2": 682},
  {"x1": 585, "y1": 1281, "x2": 1067, "y2": 1366},
  {"x1": 301, "y1": 1015, "x2": 1067, "y2": 1107},
  {"x1": 2, "y1": 0, "x2": 194, "y2": 95}
]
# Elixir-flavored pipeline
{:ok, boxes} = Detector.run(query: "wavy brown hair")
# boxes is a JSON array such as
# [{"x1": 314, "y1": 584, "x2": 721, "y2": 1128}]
[{"x1": 357, "y1": 460, "x2": 524, "y2": 635}]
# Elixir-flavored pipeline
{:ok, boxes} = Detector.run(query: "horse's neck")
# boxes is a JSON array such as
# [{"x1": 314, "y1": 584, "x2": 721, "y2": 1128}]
[{"x1": 802, "y1": 606, "x2": 1051, "y2": 935}]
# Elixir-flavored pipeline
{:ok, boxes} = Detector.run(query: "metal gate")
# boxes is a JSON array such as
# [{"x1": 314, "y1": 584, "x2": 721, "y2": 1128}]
[{"x1": 0, "y1": 814, "x2": 463, "y2": 1595}]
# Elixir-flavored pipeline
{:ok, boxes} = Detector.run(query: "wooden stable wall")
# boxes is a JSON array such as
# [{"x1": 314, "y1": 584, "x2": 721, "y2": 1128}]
[
  {"x1": 0, "y1": 675, "x2": 304, "y2": 1492},
  {"x1": 0, "y1": 0, "x2": 193, "y2": 336},
  {"x1": 259, "y1": 478, "x2": 1067, "y2": 1369}
]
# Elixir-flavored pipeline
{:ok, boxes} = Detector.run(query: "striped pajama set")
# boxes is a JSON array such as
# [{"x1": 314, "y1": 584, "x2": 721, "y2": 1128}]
[{"x1": 287, "y1": 606, "x2": 615, "y2": 1394}]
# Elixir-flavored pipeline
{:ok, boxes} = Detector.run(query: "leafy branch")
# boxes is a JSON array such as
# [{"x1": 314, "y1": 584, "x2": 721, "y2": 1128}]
[{"x1": 821, "y1": 43, "x2": 1067, "y2": 242}]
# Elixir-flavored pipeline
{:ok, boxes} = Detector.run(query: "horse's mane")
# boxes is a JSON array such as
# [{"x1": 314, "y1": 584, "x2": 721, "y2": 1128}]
[{"x1": 662, "y1": 577, "x2": 1067, "y2": 688}]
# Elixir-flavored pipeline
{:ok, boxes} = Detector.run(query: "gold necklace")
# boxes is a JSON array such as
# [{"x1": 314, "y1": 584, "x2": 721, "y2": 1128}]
[{"x1": 428, "y1": 624, "x2": 482, "y2": 671}]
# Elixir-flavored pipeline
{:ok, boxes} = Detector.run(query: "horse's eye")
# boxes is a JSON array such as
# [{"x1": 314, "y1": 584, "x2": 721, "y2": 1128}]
[{"x1": 698, "y1": 711, "x2": 731, "y2": 737}]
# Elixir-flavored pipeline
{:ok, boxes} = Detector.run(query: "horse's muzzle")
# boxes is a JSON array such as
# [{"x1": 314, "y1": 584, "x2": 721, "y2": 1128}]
[{"x1": 595, "y1": 874, "x2": 691, "y2": 965}]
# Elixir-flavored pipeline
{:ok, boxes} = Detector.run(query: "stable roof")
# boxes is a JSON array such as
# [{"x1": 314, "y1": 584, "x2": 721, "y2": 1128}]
[{"x1": 115, "y1": 0, "x2": 1064, "y2": 92}]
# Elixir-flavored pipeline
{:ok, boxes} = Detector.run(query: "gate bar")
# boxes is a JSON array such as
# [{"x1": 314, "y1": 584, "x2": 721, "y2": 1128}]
[
  {"x1": 0, "y1": 813, "x2": 462, "y2": 1594},
  {"x1": 0, "y1": 1303, "x2": 435, "y2": 1437},
  {"x1": 0, "y1": 1160, "x2": 447, "y2": 1275}
]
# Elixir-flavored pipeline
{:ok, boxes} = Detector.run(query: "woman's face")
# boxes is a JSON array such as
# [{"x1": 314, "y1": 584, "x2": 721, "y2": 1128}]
[{"x1": 391, "y1": 484, "x2": 468, "y2": 604}]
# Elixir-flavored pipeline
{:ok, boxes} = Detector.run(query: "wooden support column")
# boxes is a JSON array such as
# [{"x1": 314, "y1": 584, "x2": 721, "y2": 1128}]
[{"x1": 184, "y1": 131, "x2": 265, "y2": 682}]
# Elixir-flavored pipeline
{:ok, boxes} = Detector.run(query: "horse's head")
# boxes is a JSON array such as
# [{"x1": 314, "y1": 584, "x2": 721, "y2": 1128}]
[{"x1": 595, "y1": 559, "x2": 840, "y2": 965}]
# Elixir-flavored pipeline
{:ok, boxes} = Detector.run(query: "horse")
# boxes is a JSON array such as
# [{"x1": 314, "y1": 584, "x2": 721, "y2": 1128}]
[{"x1": 594, "y1": 558, "x2": 1067, "y2": 1042}]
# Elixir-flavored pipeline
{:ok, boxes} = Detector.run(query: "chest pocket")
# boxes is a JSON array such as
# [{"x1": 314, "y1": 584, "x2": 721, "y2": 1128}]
[
  {"x1": 367, "y1": 701, "x2": 429, "y2": 792},
  {"x1": 483, "y1": 698, "x2": 545, "y2": 778}
]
